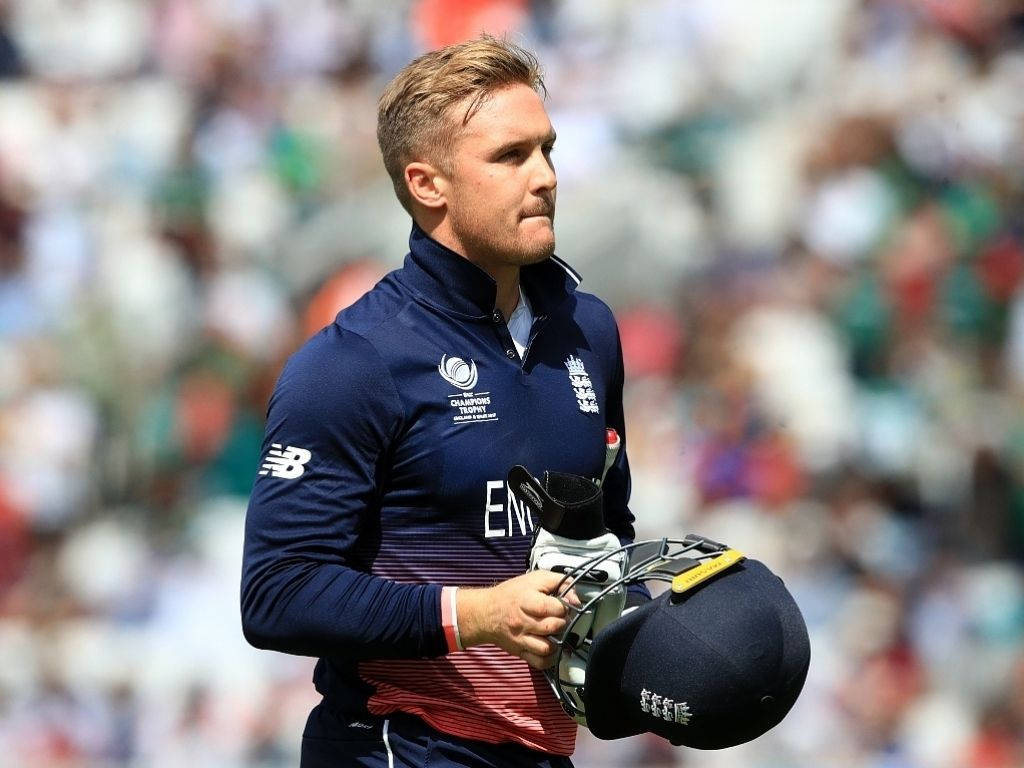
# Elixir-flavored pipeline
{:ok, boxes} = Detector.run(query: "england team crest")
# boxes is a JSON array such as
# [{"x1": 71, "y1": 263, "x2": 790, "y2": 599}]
[{"x1": 565, "y1": 355, "x2": 599, "y2": 414}]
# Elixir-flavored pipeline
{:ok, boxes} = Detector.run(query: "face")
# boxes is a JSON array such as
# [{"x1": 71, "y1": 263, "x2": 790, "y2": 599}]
[{"x1": 442, "y1": 84, "x2": 557, "y2": 269}]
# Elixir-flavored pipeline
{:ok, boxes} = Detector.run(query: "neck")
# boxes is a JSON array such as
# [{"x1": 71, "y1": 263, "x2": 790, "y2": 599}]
[
  {"x1": 493, "y1": 270, "x2": 521, "y2": 318},
  {"x1": 419, "y1": 216, "x2": 521, "y2": 318}
]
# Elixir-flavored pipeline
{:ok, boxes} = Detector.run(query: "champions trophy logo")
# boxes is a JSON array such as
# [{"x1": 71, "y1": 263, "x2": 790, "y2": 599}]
[{"x1": 439, "y1": 355, "x2": 479, "y2": 391}]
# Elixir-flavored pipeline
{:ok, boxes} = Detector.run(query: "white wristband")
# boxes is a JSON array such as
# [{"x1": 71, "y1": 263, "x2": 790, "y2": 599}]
[{"x1": 450, "y1": 586, "x2": 463, "y2": 651}]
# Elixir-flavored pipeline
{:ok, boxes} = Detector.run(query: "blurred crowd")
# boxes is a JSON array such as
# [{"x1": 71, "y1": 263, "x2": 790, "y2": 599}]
[{"x1": 2, "y1": 0, "x2": 1024, "y2": 765}]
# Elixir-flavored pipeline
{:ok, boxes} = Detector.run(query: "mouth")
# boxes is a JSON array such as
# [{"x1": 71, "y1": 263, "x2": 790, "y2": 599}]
[{"x1": 521, "y1": 210, "x2": 554, "y2": 220}]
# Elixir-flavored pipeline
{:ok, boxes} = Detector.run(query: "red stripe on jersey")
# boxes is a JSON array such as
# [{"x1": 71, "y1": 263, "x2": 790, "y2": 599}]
[{"x1": 360, "y1": 647, "x2": 576, "y2": 755}]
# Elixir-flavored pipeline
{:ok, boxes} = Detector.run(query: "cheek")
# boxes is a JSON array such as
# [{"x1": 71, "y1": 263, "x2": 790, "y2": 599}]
[
  {"x1": 452, "y1": 169, "x2": 522, "y2": 227},
  {"x1": 477, "y1": 177, "x2": 518, "y2": 216},
  {"x1": 464, "y1": 173, "x2": 501, "y2": 205}
]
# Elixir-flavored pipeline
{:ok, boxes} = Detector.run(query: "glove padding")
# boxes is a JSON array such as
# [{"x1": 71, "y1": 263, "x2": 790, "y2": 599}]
[
  {"x1": 508, "y1": 465, "x2": 628, "y2": 726},
  {"x1": 530, "y1": 527, "x2": 627, "y2": 724},
  {"x1": 529, "y1": 528, "x2": 628, "y2": 639}
]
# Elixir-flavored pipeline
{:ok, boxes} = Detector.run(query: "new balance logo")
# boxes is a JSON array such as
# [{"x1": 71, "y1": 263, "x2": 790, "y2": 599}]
[{"x1": 259, "y1": 444, "x2": 311, "y2": 479}]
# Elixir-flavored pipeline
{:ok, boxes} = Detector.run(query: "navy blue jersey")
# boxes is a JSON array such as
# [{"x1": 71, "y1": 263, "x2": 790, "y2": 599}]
[{"x1": 241, "y1": 224, "x2": 635, "y2": 755}]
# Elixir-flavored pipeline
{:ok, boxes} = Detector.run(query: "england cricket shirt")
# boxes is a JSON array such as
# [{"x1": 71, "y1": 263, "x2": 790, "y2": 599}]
[{"x1": 241, "y1": 223, "x2": 635, "y2": 755}]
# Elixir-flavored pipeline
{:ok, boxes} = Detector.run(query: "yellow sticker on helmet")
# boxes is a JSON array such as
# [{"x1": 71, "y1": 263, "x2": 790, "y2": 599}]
[{"x1": 671, "y1": 548, "x2": 745, "y2": 594}]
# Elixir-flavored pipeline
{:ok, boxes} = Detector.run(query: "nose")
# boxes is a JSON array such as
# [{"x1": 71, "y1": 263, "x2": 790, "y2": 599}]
[{"x1": 529, "y1": 148, "x2": 557, "y2": 196}]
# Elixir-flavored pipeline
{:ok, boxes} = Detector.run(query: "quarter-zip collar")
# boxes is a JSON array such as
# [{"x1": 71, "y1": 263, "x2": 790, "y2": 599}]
[{"x1": 400, "y1": 222, "x2": 581, "y2": 320}]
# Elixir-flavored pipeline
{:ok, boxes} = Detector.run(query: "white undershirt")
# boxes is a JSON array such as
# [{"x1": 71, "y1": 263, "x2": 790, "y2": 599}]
[{"x1": 506, "y1": 285, "x2": 534, "y2": 358}]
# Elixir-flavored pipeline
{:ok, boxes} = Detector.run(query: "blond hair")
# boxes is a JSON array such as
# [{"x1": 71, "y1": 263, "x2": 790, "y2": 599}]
[{"x1": 377, "y1": 35, "x2": 546, "y2": 214}]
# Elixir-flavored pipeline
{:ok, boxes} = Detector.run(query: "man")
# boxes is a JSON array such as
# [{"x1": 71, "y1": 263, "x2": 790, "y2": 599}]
[{"x1": 241, "y1": 35, "x2": 637, "y2": 767}]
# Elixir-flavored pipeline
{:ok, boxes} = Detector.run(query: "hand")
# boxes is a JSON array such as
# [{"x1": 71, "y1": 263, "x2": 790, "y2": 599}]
[
  {"x1": 529, "y1": 528, "x2": 628, "y2": 638},
  {"x1": 457, "y1": 570, "x2": 580, "y2": 669}
]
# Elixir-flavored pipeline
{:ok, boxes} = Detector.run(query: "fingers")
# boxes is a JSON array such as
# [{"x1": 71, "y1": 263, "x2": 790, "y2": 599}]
[
  {"x1": 511, "y1": 604, "x2": 567, "y2": 637},
  {"x1": 516, "y1": 636, "x2": 559, "y2": 670},
  {"x1": 532, "y1": 614, "x2": 569, "y2": 636},
  {"x1": 521, "y1": 591, "x2": 570, "y2": 620},
  {"x1": 521, "y1": 649, "x2": 558, "y2": 670},
  {"x1": 523, "y1": 570, "x2": 582, "y2": 612},
  {"x1": 528, "y1": 569, "x2": 573, "y2": 595},
  {"x1": 513, "y1": 591, "x2": 574, "y2": 669},
  {"x1": 519, "y1": 633, "x2": 557, "y2": 658}
]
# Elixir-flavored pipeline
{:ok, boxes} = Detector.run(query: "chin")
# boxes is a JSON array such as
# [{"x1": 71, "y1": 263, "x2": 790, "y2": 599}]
[
  {"x1": 518, "y1": 225, "x2": 555, "y2": 261},
  {"x1": 514, "y1": 234, "x2": 555, "y2": 264}
]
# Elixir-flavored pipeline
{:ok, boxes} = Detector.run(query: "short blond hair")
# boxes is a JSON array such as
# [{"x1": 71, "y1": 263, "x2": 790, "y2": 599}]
[{"x1": 377, "y1": 35, "x2": 546, "y2": 214}]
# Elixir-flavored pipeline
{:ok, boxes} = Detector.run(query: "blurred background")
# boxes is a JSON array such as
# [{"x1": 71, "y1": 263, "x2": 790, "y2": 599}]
[{"x1": 2, "y1": 0, "x2": 1024, "y2": 765}]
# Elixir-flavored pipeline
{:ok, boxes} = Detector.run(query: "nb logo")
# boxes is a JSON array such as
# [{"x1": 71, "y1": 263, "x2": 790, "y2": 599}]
[{"x1": 259, "y1": 444, "x2": 311, "y2": 479}]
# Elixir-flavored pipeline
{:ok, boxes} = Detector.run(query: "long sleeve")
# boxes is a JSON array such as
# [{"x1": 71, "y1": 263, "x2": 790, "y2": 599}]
[{"x1": 240, "y1": 326, "x2": 448, "y2": 660}]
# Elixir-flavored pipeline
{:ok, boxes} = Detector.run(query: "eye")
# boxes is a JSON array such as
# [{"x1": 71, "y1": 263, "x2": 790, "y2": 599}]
[
  {"x1": 542, "y1": 143, "x2": 556, "y2": 156},
  {"x1": 498, "y1": 148, "x2": 524, "y2": 163}
]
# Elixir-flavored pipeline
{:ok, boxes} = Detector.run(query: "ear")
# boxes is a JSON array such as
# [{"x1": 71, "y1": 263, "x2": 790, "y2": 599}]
[{"x1": 405, "y1": 161, "x2": 448, "y2": 210}]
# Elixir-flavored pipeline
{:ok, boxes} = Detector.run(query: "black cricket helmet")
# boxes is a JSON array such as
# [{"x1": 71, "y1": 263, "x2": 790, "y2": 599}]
[{"x1": 508, "y1": 464, "x2": 811, "y2": 749}]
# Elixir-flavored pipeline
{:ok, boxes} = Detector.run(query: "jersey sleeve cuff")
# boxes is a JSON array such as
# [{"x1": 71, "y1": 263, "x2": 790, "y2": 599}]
[{"x1": 440, "y1": 586, "x2": 463, "y2": 652}]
